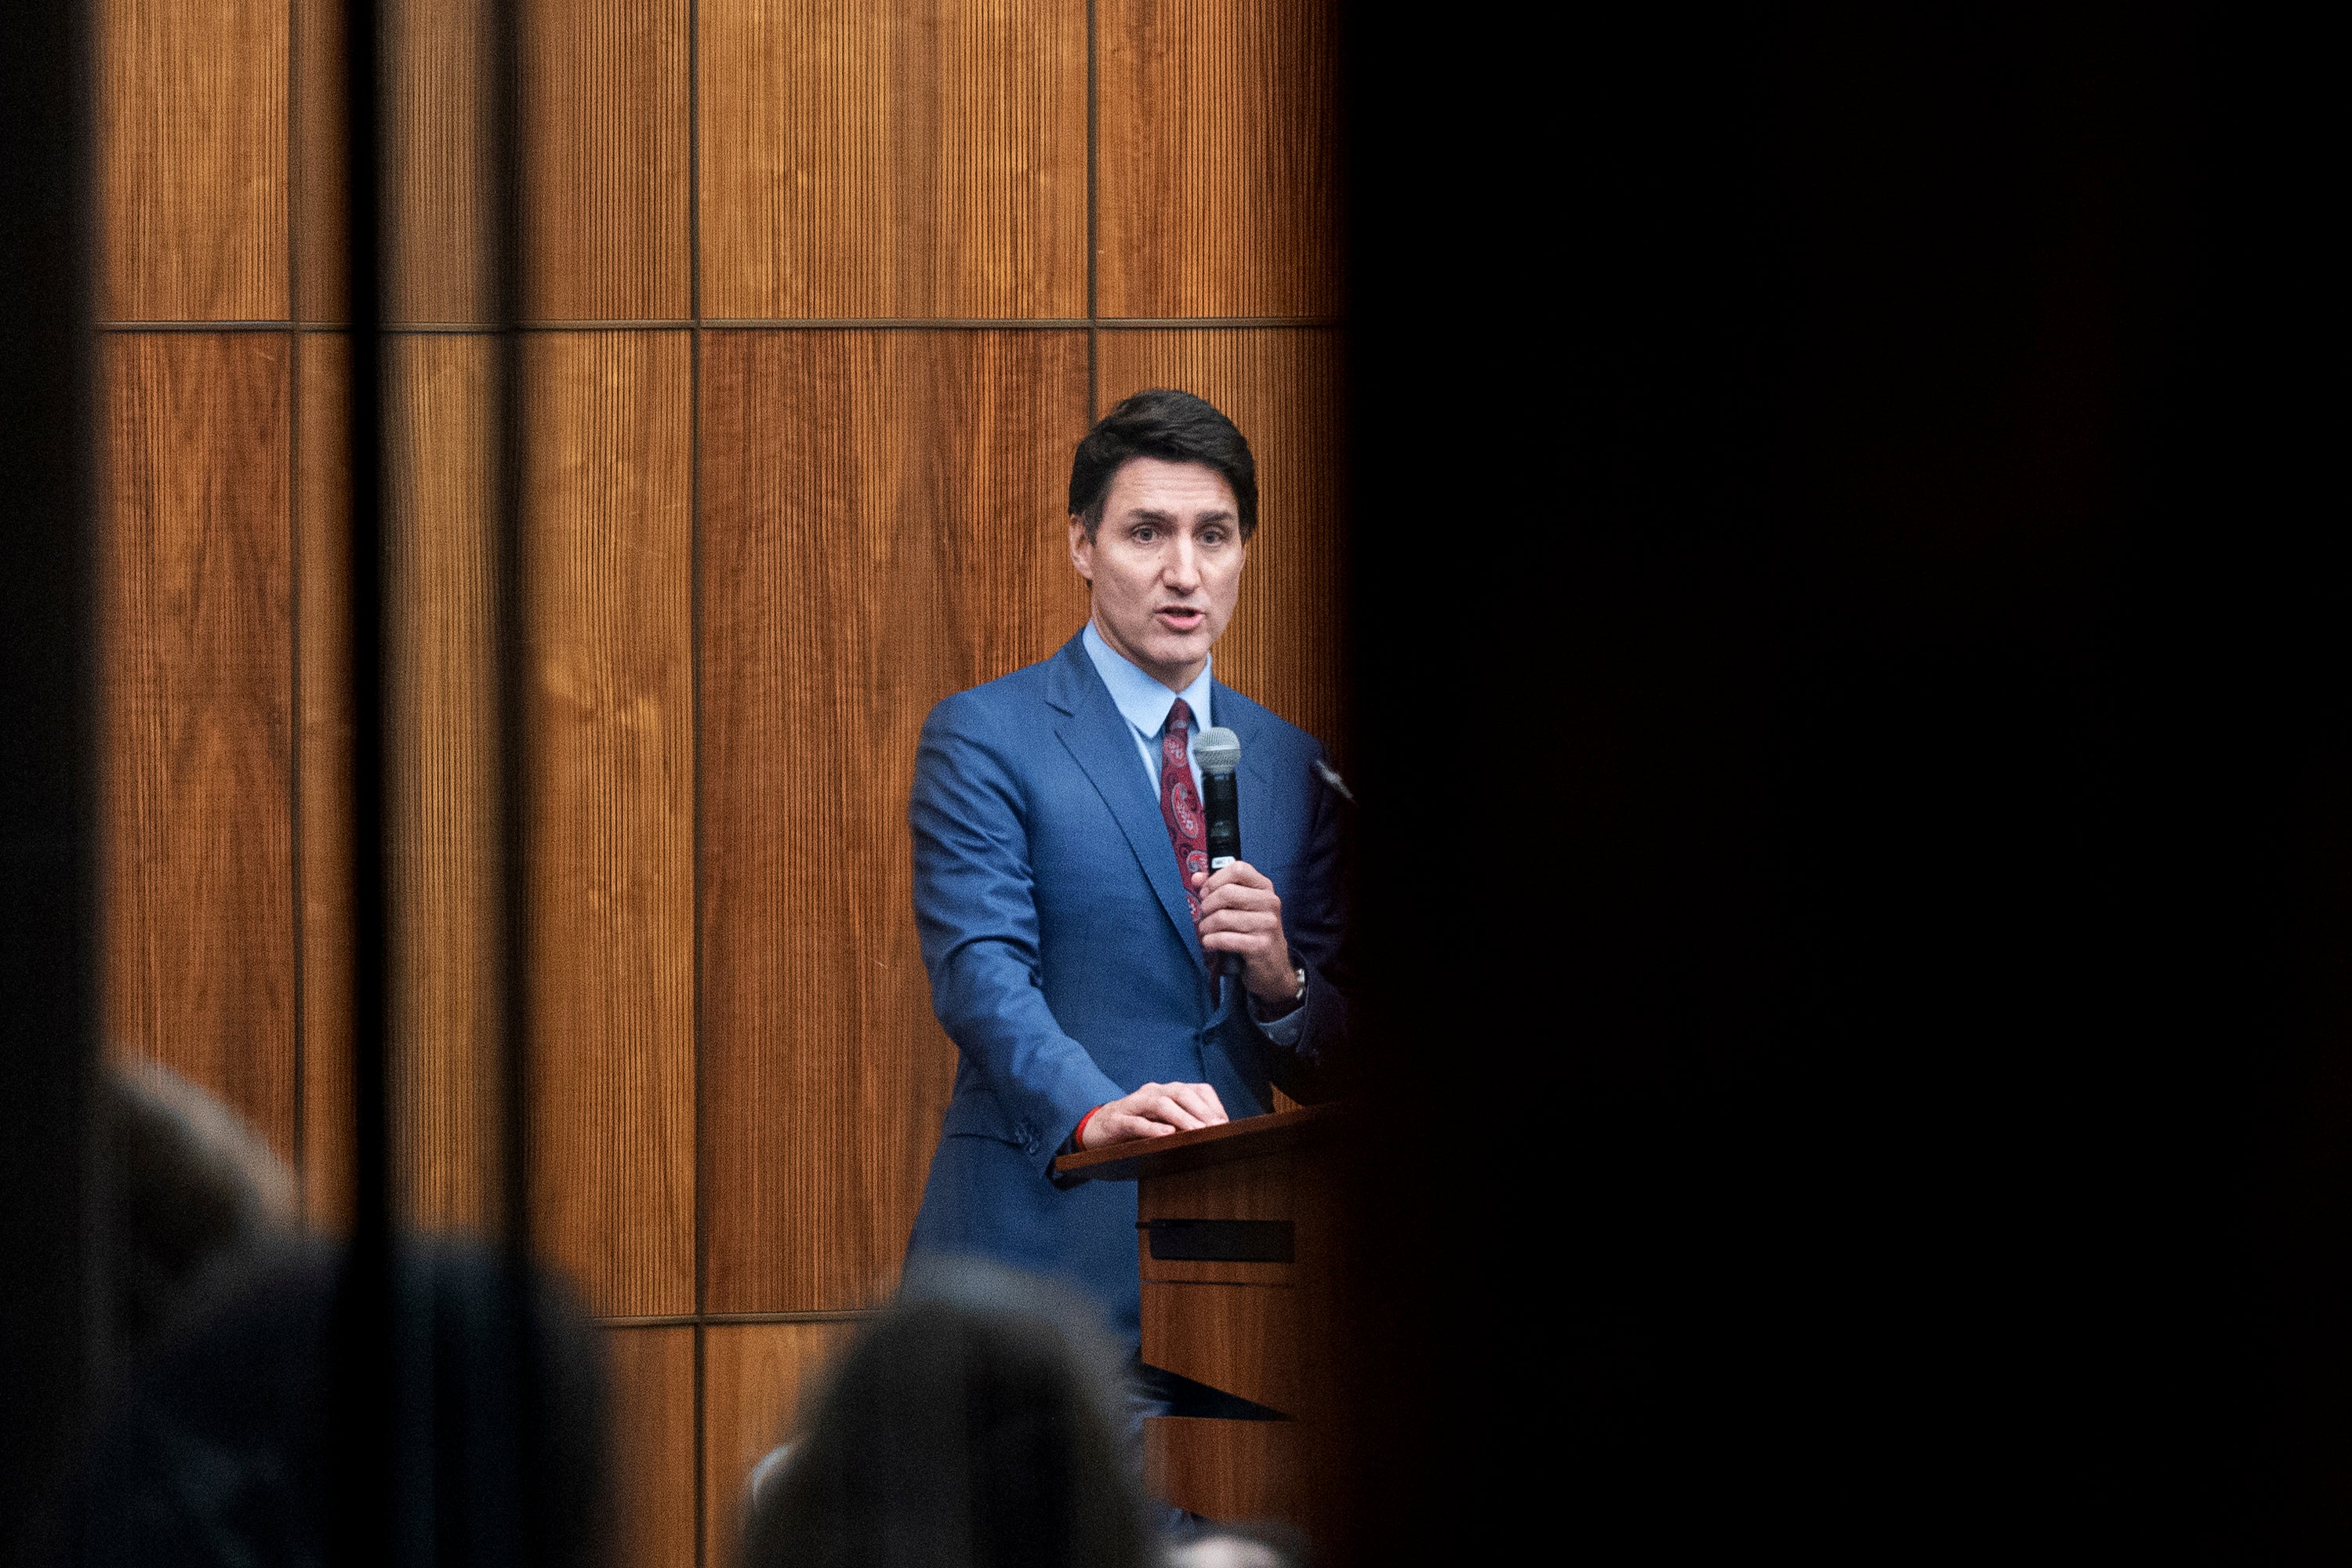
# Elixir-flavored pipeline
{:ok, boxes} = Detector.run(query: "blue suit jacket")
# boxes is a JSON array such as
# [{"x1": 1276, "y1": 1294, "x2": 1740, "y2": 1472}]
[{"x1": 904, "y1": 632, "x2": 1348, "y2": 1348}]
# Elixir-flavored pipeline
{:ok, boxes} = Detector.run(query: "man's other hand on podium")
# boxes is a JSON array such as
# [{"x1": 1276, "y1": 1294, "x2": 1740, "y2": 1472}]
[{"x1": 1077, "y1": 1081, "x2": 1230, "y2": 1150}]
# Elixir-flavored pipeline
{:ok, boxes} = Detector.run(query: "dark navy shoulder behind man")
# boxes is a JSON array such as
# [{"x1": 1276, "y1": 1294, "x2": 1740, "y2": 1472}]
[{"x1": 905, "y1": 388, "x2": 1350, "y2": 1350}]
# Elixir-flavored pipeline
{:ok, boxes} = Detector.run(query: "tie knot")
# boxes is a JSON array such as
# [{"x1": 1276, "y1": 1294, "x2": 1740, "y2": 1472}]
[{"x1": 1167, "y1": 698, "x2": 1192, "y2": 736}]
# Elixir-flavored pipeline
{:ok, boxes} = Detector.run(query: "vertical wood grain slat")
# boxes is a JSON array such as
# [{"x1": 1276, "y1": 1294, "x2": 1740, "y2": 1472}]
[
  {"x1": 699, "y1": 330, "x2": 1089, "y2": 1316},
  {"x1": 386, "y1": 0, "x2": 493, "y2": 324},
  {"x1": 101, "y1": 333, "x2": 296, "y2": 1156},
  {"x1": 701, "y1": 1321, "x2": 864, "y2": 1568},
  {"x1": 98, "y1": 0, "x2": 288, "y2": 321},
  {"x1": 1096, "y1": 0, "x2": 1342, "y2": 319},
  {"x1": 297, "y1": 334, "x2": 354, "y2": 1224},
  {"x1": 699, "y1": 0, "x2": 1087, "y2": 320},
  {"x1": 385, "y1": 334, "x2": 504, "y2": 1233},
  {"x1": 525, "y1": 332, "x2": 696, "y2": 1316},
  {"x1": 294, "y1": 0, "x2": 348, "y2": 323},
  {"x1": 607, "y1": 1326, "x2": 698, "y2": 1568},
  {"x1": 1095, "y1": 330, "x2": 1348, "y2": 758},
  {"x1": 521, "y1": 0, "x2": 691, "y2": 321}
]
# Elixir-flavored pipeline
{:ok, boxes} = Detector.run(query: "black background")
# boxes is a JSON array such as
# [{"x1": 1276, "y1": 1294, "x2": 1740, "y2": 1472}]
[
  {"x1": 1, "y1": 0, "x2": 97, "y2": 1561},
  {"x1": 1341, "y1": 2, "x2": 2340, "y2": 1557}
]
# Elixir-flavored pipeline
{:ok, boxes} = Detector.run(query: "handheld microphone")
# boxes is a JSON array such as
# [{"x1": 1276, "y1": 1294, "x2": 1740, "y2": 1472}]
[{"x1": 1194, "y1": 727, "x2": 1243, "y2": 980}]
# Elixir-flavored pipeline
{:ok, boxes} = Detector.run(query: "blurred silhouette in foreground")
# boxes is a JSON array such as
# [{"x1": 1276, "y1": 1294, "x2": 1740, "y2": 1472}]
[
  {"x1": 1162, "y1": 1534, "x2": 1292, "y2": 1568},
  {"x1": 741, "y1": 1259, "x2": 1155, "y2": 1568},
  {"x1": 69, "y1": 1066, "x2": 610, "y2": 1568},
  {"x1": 97, "y1": 1065, "x2": 299, "y2": 1367}
]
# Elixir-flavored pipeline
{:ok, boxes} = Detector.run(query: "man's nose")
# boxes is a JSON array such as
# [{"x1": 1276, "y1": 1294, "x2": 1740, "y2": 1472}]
[{"x1": 1165, "y1": 538, "x2": 1202, "y2": 589}]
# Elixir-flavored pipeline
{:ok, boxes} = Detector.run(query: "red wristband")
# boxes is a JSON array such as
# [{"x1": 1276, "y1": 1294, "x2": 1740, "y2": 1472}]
[{"x1": 1073, "y1": 1106, "x2": 1102, "y2": 1151}]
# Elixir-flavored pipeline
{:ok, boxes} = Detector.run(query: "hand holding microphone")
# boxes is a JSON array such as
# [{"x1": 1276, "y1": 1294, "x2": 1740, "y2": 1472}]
[{"x1": 1189, "y1": 726, "x2": 1299, "y2": 1008}]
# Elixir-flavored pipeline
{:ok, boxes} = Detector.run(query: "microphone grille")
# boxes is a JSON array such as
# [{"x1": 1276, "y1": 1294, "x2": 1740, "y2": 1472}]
[{"x1": 1193, "y1": 726, "x2": 1241, "y2": 772}]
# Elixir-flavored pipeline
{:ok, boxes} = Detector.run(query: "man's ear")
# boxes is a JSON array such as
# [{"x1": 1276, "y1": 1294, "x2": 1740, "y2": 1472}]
[{"x1": 1067, "y1": 514, "x2": 1094, "y2": 582}]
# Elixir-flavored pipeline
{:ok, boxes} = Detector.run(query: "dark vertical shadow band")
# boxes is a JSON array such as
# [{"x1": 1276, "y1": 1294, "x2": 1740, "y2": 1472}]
[
  {"x1": 489, "y1": 0, "x2": 549, "y2": 1540},
  {"x1": 492, "y1": 0, "x2": 531, "y2": 1283},
  {"x1": 333, "y1": 0, "x2": 392, "y2": 1555},
  {"x1": 0, "y1": 0, "x2": 98, "y2": 1555}
]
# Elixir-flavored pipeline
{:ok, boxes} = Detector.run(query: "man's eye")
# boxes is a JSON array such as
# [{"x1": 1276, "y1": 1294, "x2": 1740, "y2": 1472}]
[
  {"x1": 1132, "y1": 526, "x2": 1156, "y2": 543},
  {"x1": 1200, "y1": 528, "x2": 1226, "y2": 546}
]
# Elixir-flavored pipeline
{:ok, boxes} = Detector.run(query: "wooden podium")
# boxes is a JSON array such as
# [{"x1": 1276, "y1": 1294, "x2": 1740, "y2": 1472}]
[{"x1": 1055, "y1": 1104, "x2": 1348, "y2": 1537}]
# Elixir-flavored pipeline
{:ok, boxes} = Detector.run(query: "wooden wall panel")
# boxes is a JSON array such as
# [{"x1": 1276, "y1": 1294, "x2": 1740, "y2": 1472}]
[
  {"x1": 295, "y1": 0, "x2": 348, "y2": 323},
  {"x1": 524, "y1": 332, "x2": 696, "y2": 1316},
  {"x1": 699, "y1": 0, "x2": 1087, "y2": 320},
  {"x1": 1096, "y1": 0, "x2": 1342, "y2": 319},
  {"x1": 384, "y1": 335, "x2": 503, "y2": 1232},
  {"x1": 386, "y1": 0, "x2": 493, "y2": 323},
  {"x1": 97, "y1": 0, "x2": 1352, "y2": 1530},
  {"x1": 297, "y1": 335, "x2": 354, "y2": 1224},
  {"x1": 1096, "y1": 329, "x2": 1348, "y2": 757},
  {"x1": 699, "y1": 330, "x2": 1089, "y2": 1314},
  {"x1": 98, "y1": 0, "x2": 288, "y2": 321},
  {"x1": 101, "y1": 333, "x2": 296, "y2": 1155},
  {"x1": 304, "y1": 0, "x2": 690, "y2": 324},
  {"x1": 702, "y1": 1321, "x2": 864, "y2": 1568},
  {"x1": 607, "y1": 1327, "x2": 698, "y2": 1568},
  {"x1": 521, "y1": 0, "x2": 691, "y2": 321}
]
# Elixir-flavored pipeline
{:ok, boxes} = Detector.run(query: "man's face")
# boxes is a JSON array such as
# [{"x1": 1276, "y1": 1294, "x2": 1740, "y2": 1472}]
[{"x1": 1070, "y1": 456, "x2": 1247, "y2": 691}]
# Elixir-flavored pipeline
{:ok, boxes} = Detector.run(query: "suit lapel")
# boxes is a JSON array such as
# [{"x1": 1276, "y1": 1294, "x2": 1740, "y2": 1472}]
[{"x1": 1047, "y1": 637, "x2": 1207, "y2": 969}]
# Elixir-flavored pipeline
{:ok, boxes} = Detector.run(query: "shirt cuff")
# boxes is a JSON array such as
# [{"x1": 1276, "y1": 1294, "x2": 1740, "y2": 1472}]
[{"x1": 1247, "y1": 978, "x2": 1308, "y2": 1046}]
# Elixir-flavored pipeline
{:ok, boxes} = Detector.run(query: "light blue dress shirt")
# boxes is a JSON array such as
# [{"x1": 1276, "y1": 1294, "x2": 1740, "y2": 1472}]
[
  {"x1": 1080, "y1": 620, "x2": 1306, "y2": 1045},
  {"x1": 1082, "y1": 619, "x2": 1214, "y2": 800}
]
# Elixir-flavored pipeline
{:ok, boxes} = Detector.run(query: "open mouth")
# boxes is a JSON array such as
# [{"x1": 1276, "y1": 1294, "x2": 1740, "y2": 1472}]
[{"x1": 1156, "y1": 606, "x2": 1206, "y2": 631}]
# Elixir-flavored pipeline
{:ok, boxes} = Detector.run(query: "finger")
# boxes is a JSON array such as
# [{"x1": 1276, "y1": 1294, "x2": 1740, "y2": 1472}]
[
  {"x1": 1200, "y1": 861, "x2": 1272, "y2": 895},
  {"x1": 1185, "y1": 1082, "x2": 1229, "y2": 1123},
  {"x1": 1101, "y1": 1114, "x2": 1172, "y2": 1146},
  {"x1": 1149, "y1": 1096, "x2": 1211, "y2": 1131},
  {"x1": 1116, "y1": 1083, "x2": 1168, "y2": 1116},
  {"x1": 1157, "y1": 1083, "x2": 1217, "y2": 1125},
  {"x1": 1119, "y1": 1112, "x2": 1178, "y2": 1138},
  {"x1": 1198, "y1": 925, "x2": 1280, "y2": 953},
  {"x1": 1196, "y1": 884, "x2": 1279, "y2": 916},
  {"x1": 1144, "y1": 1092, "x2": 1211, "y2": 1131},
  {"x1": 1196, "y1": 915, "x2": 1281, "y2": 949},
  {"x1": 1196, "y1": 907, "x2": 1279, "y2": 937},
  {"x1": 1195, "y1": 894, "x2": 1278, "y2": 923},
  {"x1": 1167, "y1": 1083, "x2": 1229, "y2": 1124},
  {"x1": 1204, "y1": 893, "x2": 1279, "y2": 921}
]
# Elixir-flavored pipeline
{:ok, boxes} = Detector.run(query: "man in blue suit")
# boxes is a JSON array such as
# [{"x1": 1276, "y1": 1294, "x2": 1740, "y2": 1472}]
[{"x1": 905, "y1": 388, "x2": 1348, "y2": 1355}]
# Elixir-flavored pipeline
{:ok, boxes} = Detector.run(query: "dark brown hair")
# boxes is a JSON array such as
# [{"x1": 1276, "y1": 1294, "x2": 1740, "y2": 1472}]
[{"x1": 1068, "y1": 387, "x2": 1258, "y2": 540}]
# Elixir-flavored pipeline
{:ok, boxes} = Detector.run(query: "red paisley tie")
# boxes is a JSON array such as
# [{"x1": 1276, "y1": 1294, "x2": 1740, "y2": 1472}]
[{"x1": 1158, "y1": 698, "x2": 1210, "y2": 918}]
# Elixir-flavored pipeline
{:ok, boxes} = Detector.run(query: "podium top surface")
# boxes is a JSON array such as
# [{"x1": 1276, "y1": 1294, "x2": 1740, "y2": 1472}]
[{"x1": 1051, "y1": 1102, "x2": 1346, "y2": 1183}]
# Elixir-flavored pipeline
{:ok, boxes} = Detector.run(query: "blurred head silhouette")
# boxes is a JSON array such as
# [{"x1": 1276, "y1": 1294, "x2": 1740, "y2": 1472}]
[
  {"x1": 73, "y1": 1240, "x2": 609, "y2": 1568},
  {"x1": 741, "y1": 1258, "x2": 1150, "y2": 1568},
  {"x1": 97, "y1": 1063, "x2": 298, "y2": 1367}
]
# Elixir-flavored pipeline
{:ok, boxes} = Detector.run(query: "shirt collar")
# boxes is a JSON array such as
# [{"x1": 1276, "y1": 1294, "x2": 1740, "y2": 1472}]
[{"x1": 1082, "y1": 620, "x2": 1214, "y2": 739}]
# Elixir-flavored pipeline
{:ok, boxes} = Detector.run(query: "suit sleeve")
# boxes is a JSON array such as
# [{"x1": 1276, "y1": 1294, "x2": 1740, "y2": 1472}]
[
  {"x1": 1258, "y1": 746, "x2": 1351, "y2": 1101},
  {"x1": 909, "y1": 700, "x2": 1126, "y2": 1175}
]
